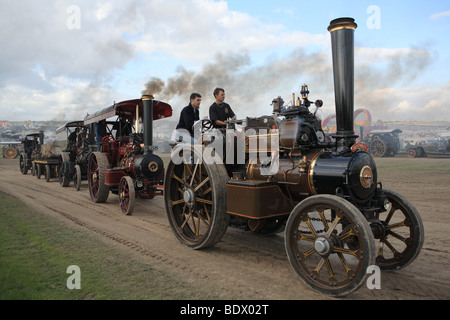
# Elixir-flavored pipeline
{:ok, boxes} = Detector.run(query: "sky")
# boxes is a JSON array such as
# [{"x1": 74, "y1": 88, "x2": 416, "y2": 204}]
[{"x1": 0, "y1": 0, "x2": 449, "y2": 123}]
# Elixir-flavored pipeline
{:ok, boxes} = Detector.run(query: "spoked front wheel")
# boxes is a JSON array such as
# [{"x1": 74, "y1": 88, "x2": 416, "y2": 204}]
[
  {"x1": 285, "y1": 195, "x2": 376, "y2": 297},
  {"x1": 164, "y1": 145, "x2": 230, "y2": 249},
  {"x1": 119, "y1": 176, "x2": 135, "y2": 215}
]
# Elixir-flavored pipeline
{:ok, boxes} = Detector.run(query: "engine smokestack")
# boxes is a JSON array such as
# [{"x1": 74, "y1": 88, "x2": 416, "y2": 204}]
[
  {"x1": 328, "y1": 17, "x2": 358, "y2": 151},
  {"x1": 141, "y1": 94, "x2": 154, "y2": 155}
]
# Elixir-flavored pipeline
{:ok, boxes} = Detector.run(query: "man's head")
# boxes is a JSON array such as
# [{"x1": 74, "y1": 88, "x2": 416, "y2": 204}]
[
  {"x1": 213, "y1": 88, "x2": 225, "y2": 104},
  {"x1": 190, "y1": 93, "x2": 202, "y2": 108}
]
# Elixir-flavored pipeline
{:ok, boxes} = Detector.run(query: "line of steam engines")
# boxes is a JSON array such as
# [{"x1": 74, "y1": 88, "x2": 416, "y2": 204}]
[{"x1": 18, "y1": 17, "x2": 423, "y2": 298}]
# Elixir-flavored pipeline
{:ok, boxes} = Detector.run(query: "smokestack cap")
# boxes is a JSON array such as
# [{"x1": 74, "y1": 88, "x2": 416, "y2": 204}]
[
  {"x1": 142, "y1": 94, "x2": 154, "y2": 100},
  {"x1": 328, "y1": 17, "x2": 357, "y2": 32}
]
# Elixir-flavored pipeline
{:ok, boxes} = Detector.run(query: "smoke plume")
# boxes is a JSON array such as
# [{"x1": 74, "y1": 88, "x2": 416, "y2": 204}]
[
  {"x1": 142, "y1": 46, "x2": 434, "y2": 121},
  {"x1": 142, "y1": 50, "x2": 331, "y2": 117}
]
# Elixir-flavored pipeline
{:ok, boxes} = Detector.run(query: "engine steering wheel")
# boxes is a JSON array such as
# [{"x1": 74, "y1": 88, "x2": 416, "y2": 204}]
[
  {"x1": 101, "y1": 134, "x2": 115, "y2": 143},
  {"x1": 200, "y1": 119, "x2": 213, "y2": 133}
]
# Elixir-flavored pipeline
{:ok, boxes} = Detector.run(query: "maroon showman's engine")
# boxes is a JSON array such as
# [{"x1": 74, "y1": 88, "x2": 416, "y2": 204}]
[{"x1": 84, "y1": 95, "x2": 172, "y2": 215}]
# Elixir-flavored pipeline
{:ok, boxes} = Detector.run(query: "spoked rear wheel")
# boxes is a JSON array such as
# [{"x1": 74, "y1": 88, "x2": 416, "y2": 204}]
[
  {"x1": 88, "y1": 152, "x2": 109, "y2": 203},
  {"x1": 373, "y1": 189, "x2": 424, "y2": 270},
  {"x1": 164, "y1": 145, "x2": 230, "y2": 249},
  {"x1": 370, "y1": 139, "x2": 386, "y2": 157},
  {"x1": 285, "y1": 195, "x2": 376, "y2": 297},
  {"x1": 119, "y1": 176, "x2": 135, "y2": 215}
]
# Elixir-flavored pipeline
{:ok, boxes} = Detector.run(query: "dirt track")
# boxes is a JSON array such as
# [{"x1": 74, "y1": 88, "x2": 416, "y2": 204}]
[{"x1": 1, "y1": 157, "x2": 449, "y2": 300}]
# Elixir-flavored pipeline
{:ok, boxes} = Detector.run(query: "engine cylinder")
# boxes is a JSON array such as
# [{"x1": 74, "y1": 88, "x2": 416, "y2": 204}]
[{"x1": 246, "y1": 150, "x2": 376, "y2": 203}]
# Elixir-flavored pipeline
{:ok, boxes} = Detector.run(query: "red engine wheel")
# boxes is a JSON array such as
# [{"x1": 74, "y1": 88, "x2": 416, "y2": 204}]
[
  {"x1": 119, "y1": 176, "x2": 135, "y2": 215},
  {"x1": 88, "y1": 152, "x2": 110, "y2": 203}
]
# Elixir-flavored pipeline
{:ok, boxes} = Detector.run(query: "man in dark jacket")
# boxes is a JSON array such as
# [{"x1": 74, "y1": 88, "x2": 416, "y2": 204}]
[{"x1": 176, "y1": 93, "x2": 201, "y2": 137}]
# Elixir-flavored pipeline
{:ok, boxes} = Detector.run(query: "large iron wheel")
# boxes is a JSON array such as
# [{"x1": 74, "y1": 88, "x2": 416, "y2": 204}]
[
  {"x1": 19, "y1": 153, "x2": 28, "y2": 174},
  {"x1": 119, "y1": 176, "x2": 135, "y2": 215},
  {"x1": 31, "y1": 161, "x2": 35, "y2": 176},
  {"x1": 370, "y1": 139, "x2": 386, "y2": 157},
  {"x1": 73, "y1": 164, "x2": 82, "y2": 191},
  {"x1": 164, "y1": 145, "x2": 230, "y2": 249},
  {"x1": 88, "y1": 152, "x2": 110, "y2": 203},
  {"x1": 59, "y1": 153, "x2": 70, "y2": 187},
  {"x1": 285, "y1": 195, "x2": 376, "y2": 296},
  {"x1": 373, "y1": 189, "x2": 424, "y2": 270}
]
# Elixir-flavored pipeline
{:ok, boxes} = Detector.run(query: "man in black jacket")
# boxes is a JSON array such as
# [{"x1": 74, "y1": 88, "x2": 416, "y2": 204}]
[
  {"x1": 209, "y1": 88, "x2": 236, "y2": 128},
  {"x1": 175, "y1": 93, "x2": 201, "y2": 138}
]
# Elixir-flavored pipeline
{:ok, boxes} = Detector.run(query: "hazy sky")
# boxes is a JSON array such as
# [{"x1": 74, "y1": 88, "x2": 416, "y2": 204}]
[{"x1": 1, "y1": 0, "x2": 449, "y2": 122}]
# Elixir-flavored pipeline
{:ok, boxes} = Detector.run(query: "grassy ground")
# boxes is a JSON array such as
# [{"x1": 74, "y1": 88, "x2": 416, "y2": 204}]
[
  {"x1": 374, "y1": 156, "x2": 450, "y2": 174},
  {"x1": 0, "y1": 192, "x2": 223, "y2": 300}
]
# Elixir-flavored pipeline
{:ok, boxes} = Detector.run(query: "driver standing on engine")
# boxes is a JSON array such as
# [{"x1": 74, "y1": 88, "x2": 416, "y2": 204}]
[{"x1": 209, "y1": 88, "x2": 236, "y2": 129}]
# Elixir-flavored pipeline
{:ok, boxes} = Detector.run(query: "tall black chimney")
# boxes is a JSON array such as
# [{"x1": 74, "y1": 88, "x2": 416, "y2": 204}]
[
  {"x1": 142, "y1": 94, "x2": 154, "y2": 155},
  {"x1": 328, "y1": 17, "x2": 358, "y2": 151},
  {"x1": 39, "y1": 130, "x2": 44, "y2": 145}
]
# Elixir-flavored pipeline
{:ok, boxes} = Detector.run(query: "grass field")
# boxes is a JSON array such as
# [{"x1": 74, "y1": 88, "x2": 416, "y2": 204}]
[{"x1": 0, "y1": 192, "x2": 223, "y2": 300}]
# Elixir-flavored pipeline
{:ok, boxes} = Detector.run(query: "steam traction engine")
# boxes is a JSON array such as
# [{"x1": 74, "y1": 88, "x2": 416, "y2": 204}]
[
  {"x1": 164, "y1": 18, "x2": 424, "y2": 296},
  {"x1": 19, "y1": 132, "x2": 43, "y2": 175},
  {"x1": 84, "y1": 96, "x2": 172, "y2": 215},
  {"x1": 57, "y1": 121, "x2": 96, "y2": 191}
]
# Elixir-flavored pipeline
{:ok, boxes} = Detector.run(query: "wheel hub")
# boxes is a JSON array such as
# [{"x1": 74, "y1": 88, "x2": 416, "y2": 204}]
[
  {"x1": 183, "y1": 188, "x2": 195, "y2": 206},
  {"x1": 92, "y1": 172, "x2": 98, "y2": 183},
  {"x1": 314, "y1": 237, "x2": 331, "y2": 255},
  {"x1": 370, "y1": 220, "x2": 387, "y2": 239}
]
